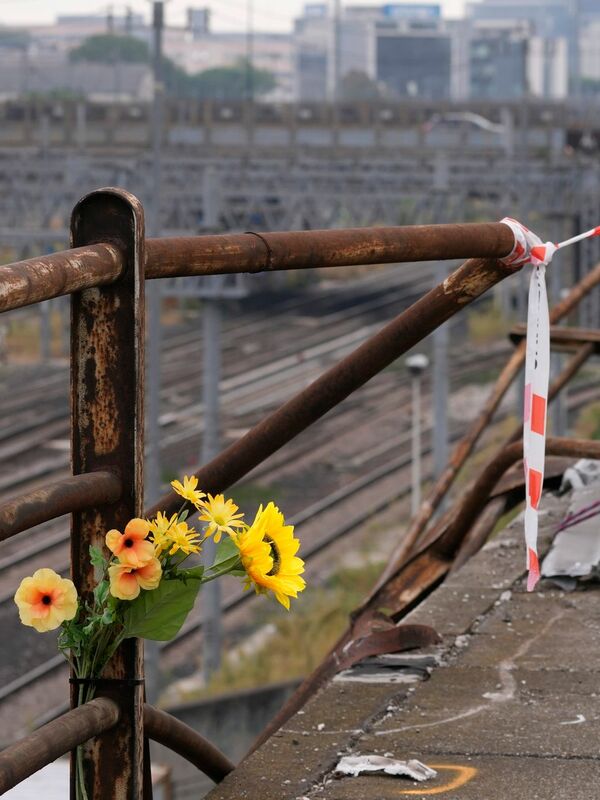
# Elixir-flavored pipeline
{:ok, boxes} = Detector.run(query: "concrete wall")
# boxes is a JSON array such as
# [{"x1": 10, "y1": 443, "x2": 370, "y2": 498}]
[{"x1": 152, "y1": 680, "x2": 300, "y2": 799}]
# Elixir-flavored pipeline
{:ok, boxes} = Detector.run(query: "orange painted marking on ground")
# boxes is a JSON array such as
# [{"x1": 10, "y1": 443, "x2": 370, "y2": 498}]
[{"x1": 398, "y1": 764, "x2": 478, "y2": 795}]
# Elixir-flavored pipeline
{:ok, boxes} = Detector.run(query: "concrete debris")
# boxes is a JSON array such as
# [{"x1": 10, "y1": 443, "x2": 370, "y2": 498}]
[
  {"x1": 333, "y1": 652, "x2": 441, "y2": 684},
  {"x1": 334, "y1": 755, "x2": 437, "y2": 781},
  {"x1": 542, "y1": 483, "x2": 600, "y2": 581},
  {"x1": 559, "y1": 459, "x2": 600, "y2": 493}
]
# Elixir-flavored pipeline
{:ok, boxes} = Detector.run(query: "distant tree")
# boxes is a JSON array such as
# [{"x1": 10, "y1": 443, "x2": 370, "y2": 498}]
[
  {"x1": 191, "y1": 59, "x2": 276, "y2": 100},
  {"x1": 69, "y1": 33, "x2": 191, "y2": 95},
  {"x1": 69, "y1": 34, "x2": 150, "y2": 64},
  {"x1": 581, "y1": 77, "x2": 600, "y2": 96},
  {"x1": 68, "y1": 36, "x2": 277, "y2": 101},
  {"x1": 339, "y1": 70, "x2": 385, "y2": 101},
  {"x1": 24, "y1": 88, "x2": 86, "y2": 102}
]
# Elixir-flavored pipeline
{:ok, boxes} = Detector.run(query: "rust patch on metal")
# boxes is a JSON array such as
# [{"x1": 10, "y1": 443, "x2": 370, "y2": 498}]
[
  {"x1": 0, "y1": 699, "x2": 119, "y2": 795},
  {"x1": 0, "y1": 244, "x2": 123, "y2": 313},
  {"x1": 0, "y1": 472, "x2": 121, "y2": 542},
  {"x1": 145, "y1": 222, "x2": 515, "y2": 278},
  {"x1": 77, "y1": 289, "x2": 121, "y2": 457},
  {"x1": 70, "y1": 188, "x2": 145, "y2": 799},
  {"x1": 144, "y1": 704, "x2": 234, "y2": 783}
]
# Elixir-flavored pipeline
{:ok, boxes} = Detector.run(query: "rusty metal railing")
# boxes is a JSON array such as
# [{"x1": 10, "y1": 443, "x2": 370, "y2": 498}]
[{"x1": 0, "y1": 186, "x2": 598, "y2": 797}]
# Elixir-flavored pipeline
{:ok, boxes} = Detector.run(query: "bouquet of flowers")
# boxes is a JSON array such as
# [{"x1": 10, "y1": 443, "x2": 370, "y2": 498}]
[{"x1": 13, "y1": 476, "x2": 305, "y2": 799}]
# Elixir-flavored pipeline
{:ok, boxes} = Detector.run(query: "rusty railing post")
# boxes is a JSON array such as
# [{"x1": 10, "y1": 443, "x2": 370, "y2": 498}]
[{"x1": 70, "y1": 188, "x2": 146, "y2": 799}]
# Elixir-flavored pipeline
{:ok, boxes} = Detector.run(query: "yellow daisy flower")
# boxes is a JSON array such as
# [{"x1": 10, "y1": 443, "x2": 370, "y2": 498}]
[
  {"x1": 232, "y1": 502, "x2": 305, "y2": 610},
  {"x1": 167, "y1": 520, "x2": 202, "y2": 556},
  {"x1": 198, "y1": 494, "x2": 245, "y2": 543},
  {"x1": 148, "y1": 511, "x2": 178, "y2": 556},
  {"x1": 171, "y1": 475, "x2": 205, "y2": 507}
]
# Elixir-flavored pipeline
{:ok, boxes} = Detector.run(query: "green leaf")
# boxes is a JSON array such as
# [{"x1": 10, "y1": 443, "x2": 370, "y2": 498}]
[
  {"x1": 210, "y1": 536, "x2": 241, "y2": 572},
  {"x1": 121, "y1": 578, "x2": 201, "y2": 641},
  {"x1": 94, "y1": 580, "x2": 109, "y2": 606},
  {"x1": 179, "y1": 565, "x2": 204, "y2": 582},
  {"x1": 178, "y1": 509, "x2": 189, "y2": 522},
  {"x1": 89, "y1": 545, "x2": 107, "y2": 571},
  {"x1": 101, "y1": 607, "x2": 115, "y2": 625}
]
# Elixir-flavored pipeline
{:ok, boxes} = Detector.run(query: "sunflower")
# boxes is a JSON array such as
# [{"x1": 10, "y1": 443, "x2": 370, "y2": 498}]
[
  {"x1": 198, "y1": 494, "x2": 245, "y2": 543},
  {"x1": 171, "y1": 475, "x2": 205, "y2": 507},
  {"x1": 232, "y1": 502, "x2": 305, "y2": 610}
]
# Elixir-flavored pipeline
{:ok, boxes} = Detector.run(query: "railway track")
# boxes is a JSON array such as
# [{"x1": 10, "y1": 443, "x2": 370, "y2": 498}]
[
  {"x1": 0, "y1": 263, "x2": 436, "y2": 498},
  {"x1": 0, "y1": 363, "x2": 595, "y2": 738},
  {"x1": 0, "y1": 262, "x2": 592, "y2": 740}
]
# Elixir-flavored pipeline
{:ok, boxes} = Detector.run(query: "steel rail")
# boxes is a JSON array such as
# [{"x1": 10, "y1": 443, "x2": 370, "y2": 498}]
[
  {"x1": 146, "y1": 254, "x2": 523, "y2": 519},
  {"x1": 0, "y1": 244, "x2": 123, "y2": 313},
  {"x1": 0, "y1": 471, "x2": 122, "y2": 542},
  {"x1": 0, "y1": 697, "x2": 120, "y2": 794},
  {"x1": 370, "y1": 259, "x2": 600, "y2": 591},
  {"x1": 143, "y1": 704, "x2": 234, "y2": 783},
  {"x1": 144, "y1": 223, "x2": 515, "y2": 278},
  {"x1": 0, "y1": 221, "x2": 515, "y2": 314}
]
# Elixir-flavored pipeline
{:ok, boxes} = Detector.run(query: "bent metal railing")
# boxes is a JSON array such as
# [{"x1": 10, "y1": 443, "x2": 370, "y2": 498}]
[{"x1": 0, "y1": 187, "x2": 598, "y2": 798}]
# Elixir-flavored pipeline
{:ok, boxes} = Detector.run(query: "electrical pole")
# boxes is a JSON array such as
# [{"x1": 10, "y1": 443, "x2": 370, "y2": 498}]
[
  {"x1": 328, "y1": 0, "x2": 341, "y2": 101},
  {"x1": 202, "y1": 168, "x2": 223, "y2": 683},
  {"x1": 406, "y1": 354, "x2": 429, "y2": 517},
  {"x1": 145, "y1": 0, "x2": 165, "y2": 705},
  {"x1": 125, "y1": 5, "x2": 133, "y2": 35},
  {"x1": 432, "y1": 263, "x2": 448, "y2": 481},
  {"x1": 106, "y1": 4, "x2": 114, "y2": 34},
  {"x1": 246, "y1": 0, "x2": 254, "y2": 102},
  {"x1": 147, "y1": 0, "x2": 164, "y2": 508}
]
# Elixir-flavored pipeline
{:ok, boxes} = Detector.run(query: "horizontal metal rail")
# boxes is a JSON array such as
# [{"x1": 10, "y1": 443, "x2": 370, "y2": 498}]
[
  {"x1": 144, "y1": 223, "x2": 515, "y2": 278},
  {"x1": 146, "y1": 253, "x2": 523, "y2": 519},
  {"x1": 0, "y1": 244, "x2": 122, "y2": 312},
  {"x1": 143, "y1": 704, "x2": 234, "y2": 783},
  {"x1": 0, "y1": 222, "x2": 515, "y2": 313},
  {"x1": 0, "y1": 698, "x2": 120, "y2": 794},
  {"x1": 510, "y1": 324, "x2": 600, "y2": 353},
  {"x1": 0, "y1": 471, "x2": 122, "y2": 542}
]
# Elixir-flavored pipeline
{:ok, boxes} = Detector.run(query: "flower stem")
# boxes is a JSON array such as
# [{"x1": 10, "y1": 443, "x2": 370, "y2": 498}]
[
  {"x1": 76, "y1": 684, "x2": 90, "y2": 800},
  {"x1": 202, "y1": 559, "x2": 242, "y2": 583}
]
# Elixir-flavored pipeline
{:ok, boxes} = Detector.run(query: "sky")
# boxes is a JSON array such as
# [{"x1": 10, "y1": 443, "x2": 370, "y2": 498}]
[{"x1": 0, "y1": 0, "x2": 470, "y2": 32}]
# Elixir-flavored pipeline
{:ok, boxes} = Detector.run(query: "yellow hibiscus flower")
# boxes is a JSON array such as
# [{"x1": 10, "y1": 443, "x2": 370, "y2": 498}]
[{"x1": 14, "y1": 568, "x2": 78, "y2": 632}]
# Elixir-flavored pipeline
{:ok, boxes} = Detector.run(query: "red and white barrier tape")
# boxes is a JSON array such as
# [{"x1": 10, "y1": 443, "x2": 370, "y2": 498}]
[{"x1": 500, "y1": 218, "x2": 600, "y2": 591}]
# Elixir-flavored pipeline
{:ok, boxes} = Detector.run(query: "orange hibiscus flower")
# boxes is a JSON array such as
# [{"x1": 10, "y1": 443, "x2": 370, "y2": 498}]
[
  {"x1": 108, "y1": 558, "x2": 162, "y2": 600},
  {"x1": 106, "y1": 518, "x2": 154, "y2": 568}
]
